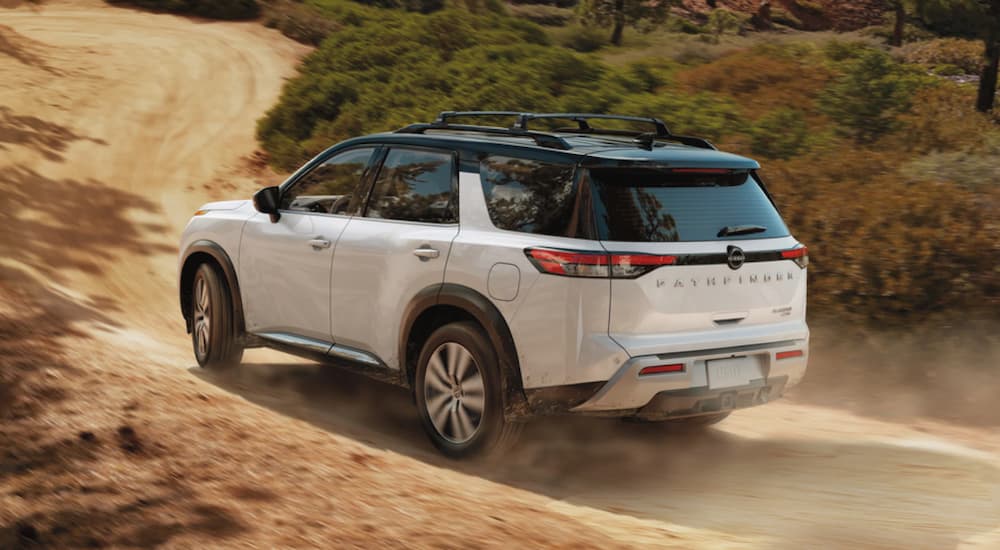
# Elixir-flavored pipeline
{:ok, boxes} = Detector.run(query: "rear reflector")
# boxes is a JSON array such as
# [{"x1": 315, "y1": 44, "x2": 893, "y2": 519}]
[
  {"x1": 525, "y1": 248, "x2": 676, "y2": 279},
  {"x1": 781, "y1": 246, "x2": 809, "y2": 269},
  {"x1": 776, "y1": 350, "x2": 804, "y2": 360},
  {"x1": 639, "y1": 363, "x2": 685, "y2": 375}
]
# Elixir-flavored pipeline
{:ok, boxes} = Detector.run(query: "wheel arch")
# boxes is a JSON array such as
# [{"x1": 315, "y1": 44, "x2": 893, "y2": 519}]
[
  {"x1": 179, "y1": 240, "x2": 245, "y2": 336},
  {"x1": 400, "y1": 283, "x2": 529, "y2": 420}
]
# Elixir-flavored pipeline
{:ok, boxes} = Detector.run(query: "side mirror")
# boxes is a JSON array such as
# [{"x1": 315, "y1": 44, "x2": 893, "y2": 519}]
[{"x1": 253, "y1": 186, "x2": 281, "y2": 223}]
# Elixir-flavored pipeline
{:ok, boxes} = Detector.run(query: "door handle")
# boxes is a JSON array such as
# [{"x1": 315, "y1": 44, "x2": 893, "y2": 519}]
[
  {"x1": 308, "y1": 238, "x2": 332, "y2": 250},
  {"x1": 413, "y1": 247, "x2": 440, "y2": 260}
]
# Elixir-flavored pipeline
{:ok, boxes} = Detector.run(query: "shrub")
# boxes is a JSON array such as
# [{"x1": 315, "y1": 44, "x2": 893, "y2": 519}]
[
  {"x1": 750, "y1": 108, "x2": 809, "y2": 159},
  {"x1": 559, "y1": 25, "x2": 608, "y2": 52},
  {"x1": 106, "y1": 0, "x2": 259, "y2": 19},
  {"x1": 819, "y1": 48, "x2": 935, "y2": 143},
  {"x1": 665, "y1": 16, "x2": 703, "y2": 34},
  {"x1": 895, "y1": 86, "x2": 996, "y2": 153},
  {"x1": 507, "y1": 3, "x2": 574, "y2": 26},
  {"x1": 262, "y1": 0, "x2": 339, "y2": 45},
  {"x1": 704, "y1": 8, "x2": 748, "y2": 43},
  {"x1": 901, "y1": 38, "x2": 984, "y2": 75},
  {"x1": 765, "y1": 150, "x2": 1000, "y2": 323},
  {"x1": 679, "y1": 46, "x2": 832, "y2": 114}
]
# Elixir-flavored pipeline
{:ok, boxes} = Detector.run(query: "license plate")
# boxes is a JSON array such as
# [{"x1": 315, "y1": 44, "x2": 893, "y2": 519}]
[{"x1": 707, "y1": 357, "x2": 760, "y2": 390}]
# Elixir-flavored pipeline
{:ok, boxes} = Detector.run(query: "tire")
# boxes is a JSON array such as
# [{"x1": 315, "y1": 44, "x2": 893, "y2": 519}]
[
  {"x1": 191, "y1": 263, "x2": 243, "y2": 369},
  {"x1": 414, "y1": 322, "x2": 521, "y2": 459}
]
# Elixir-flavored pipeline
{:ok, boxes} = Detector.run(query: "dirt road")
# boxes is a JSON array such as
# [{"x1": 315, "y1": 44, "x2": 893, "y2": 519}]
[{"x1": 1, "y1": 2, "x2": 998, "y2": 548}]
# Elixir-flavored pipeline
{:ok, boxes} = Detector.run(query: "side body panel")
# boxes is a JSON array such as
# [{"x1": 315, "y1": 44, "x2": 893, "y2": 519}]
[
  {"x1": 238, "y1": 211, "x2": 349, "y2": 341},
  {"x1": 444, "y1": 171, "x2": 629, "y2": 390},
  {"x1": 329, "y1": 218, "x2": 458, "y2": 369}
]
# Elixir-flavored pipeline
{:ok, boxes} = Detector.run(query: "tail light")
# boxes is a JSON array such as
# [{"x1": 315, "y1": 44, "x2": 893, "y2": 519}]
[
  {"x1": 525, "y1": 248, "x2": 676, "y2": 279},
  {"x1": 776, "y1": 350, "x2": 804, "y2": 360},
  {"x1": 781, "y1": 246, "x2": 808, "y2": 269}
]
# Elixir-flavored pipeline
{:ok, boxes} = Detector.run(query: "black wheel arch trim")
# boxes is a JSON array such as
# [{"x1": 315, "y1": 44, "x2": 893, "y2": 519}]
[
  {"x1": 400, "y1": 283, "x2": 530, "y2": 420},
  {"x1": 179, "y1": 240, "x2": 245, "y2": 336}
]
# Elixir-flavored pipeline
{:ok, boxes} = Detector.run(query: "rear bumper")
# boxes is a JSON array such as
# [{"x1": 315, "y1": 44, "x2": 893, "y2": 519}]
[
  {"x1": 637, "y1": 376, "x2": 788, "y2": 420},
  {"x1": 570, "y1": 339, "x2": 807, "y2": 413}
]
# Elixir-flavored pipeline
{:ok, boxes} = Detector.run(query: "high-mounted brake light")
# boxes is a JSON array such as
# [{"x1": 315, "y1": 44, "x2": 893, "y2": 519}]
[
  {"x1": 525, "y1": 248, "x2": 677, "y2": 279},
  {"x1": 781, "y1": 246, "x2": 809, "y2": 269},
  {"x1": 670, "y1": 168, "x2": 730, "y2": 174},
  {"x1": 639, "y1": 363, "x2": 685, "y2": 375}
]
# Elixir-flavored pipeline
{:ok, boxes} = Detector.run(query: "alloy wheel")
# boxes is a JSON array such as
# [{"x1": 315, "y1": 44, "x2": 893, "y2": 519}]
[
  {"x1": 423, "y1": 342, "x2": 485, "y2": 444},
  {"x1": 193, "y1": 276, "x2": 211, "y2": 358}
]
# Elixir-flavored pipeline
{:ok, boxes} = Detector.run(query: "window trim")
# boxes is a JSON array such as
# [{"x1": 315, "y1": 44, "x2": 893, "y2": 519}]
[
  {"x1": 277, "y1": 145, "x2": 381, "y2": 217},
  {"x1": 359, "y1": 145, "x2": 460, "y2": 225}
]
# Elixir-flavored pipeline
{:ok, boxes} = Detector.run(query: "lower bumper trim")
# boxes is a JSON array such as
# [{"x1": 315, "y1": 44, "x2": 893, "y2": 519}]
[{"x1": 635, "y1": 376, "x2": 788, "y2": 420}]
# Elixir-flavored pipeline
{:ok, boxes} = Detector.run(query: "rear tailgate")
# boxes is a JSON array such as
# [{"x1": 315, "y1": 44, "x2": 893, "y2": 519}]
[
  {"x1": 587, "y1": 167, "x2": 808, "y2": 356},
  {"x1": 603, "y1": 239, "x2": 808, "y2": 357}
]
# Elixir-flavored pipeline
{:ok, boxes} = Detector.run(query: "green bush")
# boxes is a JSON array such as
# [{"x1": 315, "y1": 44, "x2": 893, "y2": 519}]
[
  {"x1": 766, "y1": 149, "x2": 1000, "y2": 323},
  {"x1": 106, "y1": 0, "x2": 259, "y2": 19},
  {"x1": 507, "y1": 3, "x2": 574, "y2": 26},
  {"x1": 665, "y1": 16, "x2": 703, "y2": 34},
  {"x1": 819, "y1": 48, "x2": 935, "y2": 143},
  {"x1": 704, "y1": 8, "x2": 748, "y2": 43},
  {"x1": 750, "y1": 108, "x2": 808, "y2": 159},
  {"x1": 262, "y1": 0, "x2": 338, "y2": 45},
  {"x1": 559, "y1": 24, "x2": 608, "y2": 52},
  {"x1": 901, "y1": 38, "x2": 984, "y2": 75}
]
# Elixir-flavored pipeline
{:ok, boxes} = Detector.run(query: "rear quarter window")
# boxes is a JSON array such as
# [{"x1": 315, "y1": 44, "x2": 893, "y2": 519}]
[
  {"x1": 588, "y1": 168, "x2": 789, "y2": 242},
  {"x1": 480, "y1": 156, "x2": 591, "y2": 238}
]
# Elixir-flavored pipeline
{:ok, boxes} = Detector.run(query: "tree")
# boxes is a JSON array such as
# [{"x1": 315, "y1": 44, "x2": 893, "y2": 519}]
[
  {"x1": 886, "y1": 0, "x2": 906, "y2": 47},
  {"x1": 909, "y1": 0, "x2": 1000, "y2": 112},
  {"x1": 580, "y1": 0, "x2": 675, "y2": 46}
]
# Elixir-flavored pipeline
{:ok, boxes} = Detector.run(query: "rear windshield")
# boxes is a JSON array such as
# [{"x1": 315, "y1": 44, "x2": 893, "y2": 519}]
[{"x1": 588, "y1": 168, "x2": 789, "y2": 242}]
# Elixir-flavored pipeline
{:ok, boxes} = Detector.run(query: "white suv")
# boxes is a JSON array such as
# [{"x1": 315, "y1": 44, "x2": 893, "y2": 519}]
[{"x1": 178, "y1": 112, "x2": 809, "y2": 458}]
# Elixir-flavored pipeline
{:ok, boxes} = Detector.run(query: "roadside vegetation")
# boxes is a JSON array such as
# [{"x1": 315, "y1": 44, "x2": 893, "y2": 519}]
[
  {"x1": 106, "y1": 0, "x2": 261, "y2": 19},
  {"x1": 251, "y1": 0, "x2": 997, "y2": 326},
  {"x1": 107, "y1": 0, "x2": 999, "y2": 326}
]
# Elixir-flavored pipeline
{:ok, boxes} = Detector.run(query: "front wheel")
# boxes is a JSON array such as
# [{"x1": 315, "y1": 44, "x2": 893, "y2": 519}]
[
  {"x1": 191, "y1": 263, "x2": 243, "y2": 369},
  {"x1": 414, "y1": 322, "x2": 521, "y2": 459}
]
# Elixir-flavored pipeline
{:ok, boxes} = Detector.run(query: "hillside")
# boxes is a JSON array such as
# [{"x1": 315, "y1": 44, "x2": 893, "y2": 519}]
[{"x1": 675, "y1": 0, "x2": 888, "y2": 30}]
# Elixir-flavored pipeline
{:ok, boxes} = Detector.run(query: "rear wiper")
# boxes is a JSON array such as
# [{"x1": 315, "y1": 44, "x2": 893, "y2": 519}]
[{"x1": 717, "y1": 224, "x2": 767, "y2": 237}]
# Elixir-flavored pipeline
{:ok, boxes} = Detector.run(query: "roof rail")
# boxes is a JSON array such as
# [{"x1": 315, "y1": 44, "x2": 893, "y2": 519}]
[
  {"x1": 395, "y1": 111, "x2": 716, "y2": 150},
  {"x1": 396, "y1": 121, "x2": 571, "y2": 150}
]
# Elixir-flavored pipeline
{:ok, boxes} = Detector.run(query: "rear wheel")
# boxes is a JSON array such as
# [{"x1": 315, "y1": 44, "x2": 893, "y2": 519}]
[
  {"x1": 191, "y1": 263, "x2": 243, "y2": 369},
  {"x1": 414, "y1": 322, "x2": 521, "y2": 458}
]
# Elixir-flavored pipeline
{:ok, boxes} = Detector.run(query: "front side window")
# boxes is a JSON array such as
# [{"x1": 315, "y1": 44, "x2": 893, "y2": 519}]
[
  {"x1": 366, "y1": 148, "x2": 456, "y2": 223},
  {"x1": 479, "y1": 156, "x2": 585, "y2": 238},
  {"x1": 281, "y1": 147, "x2": 376, "y2": 214}
]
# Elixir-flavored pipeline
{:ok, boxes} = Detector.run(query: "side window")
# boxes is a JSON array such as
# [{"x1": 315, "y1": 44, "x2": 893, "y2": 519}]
[
  {"x1": 480, "y1": 156, "x2": 585, "y2": 238},
  {"x1": 365, "y1": 148, "x2": 456, "y2": 223},
  {"x1": 280, "y1": 147, "x2": 376, "y2": 214}
]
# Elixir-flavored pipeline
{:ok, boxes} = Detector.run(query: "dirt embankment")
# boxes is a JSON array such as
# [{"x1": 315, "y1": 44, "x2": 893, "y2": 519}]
[{"x1": 1, "y1": 1, "x2": 998, "y2": 549}]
